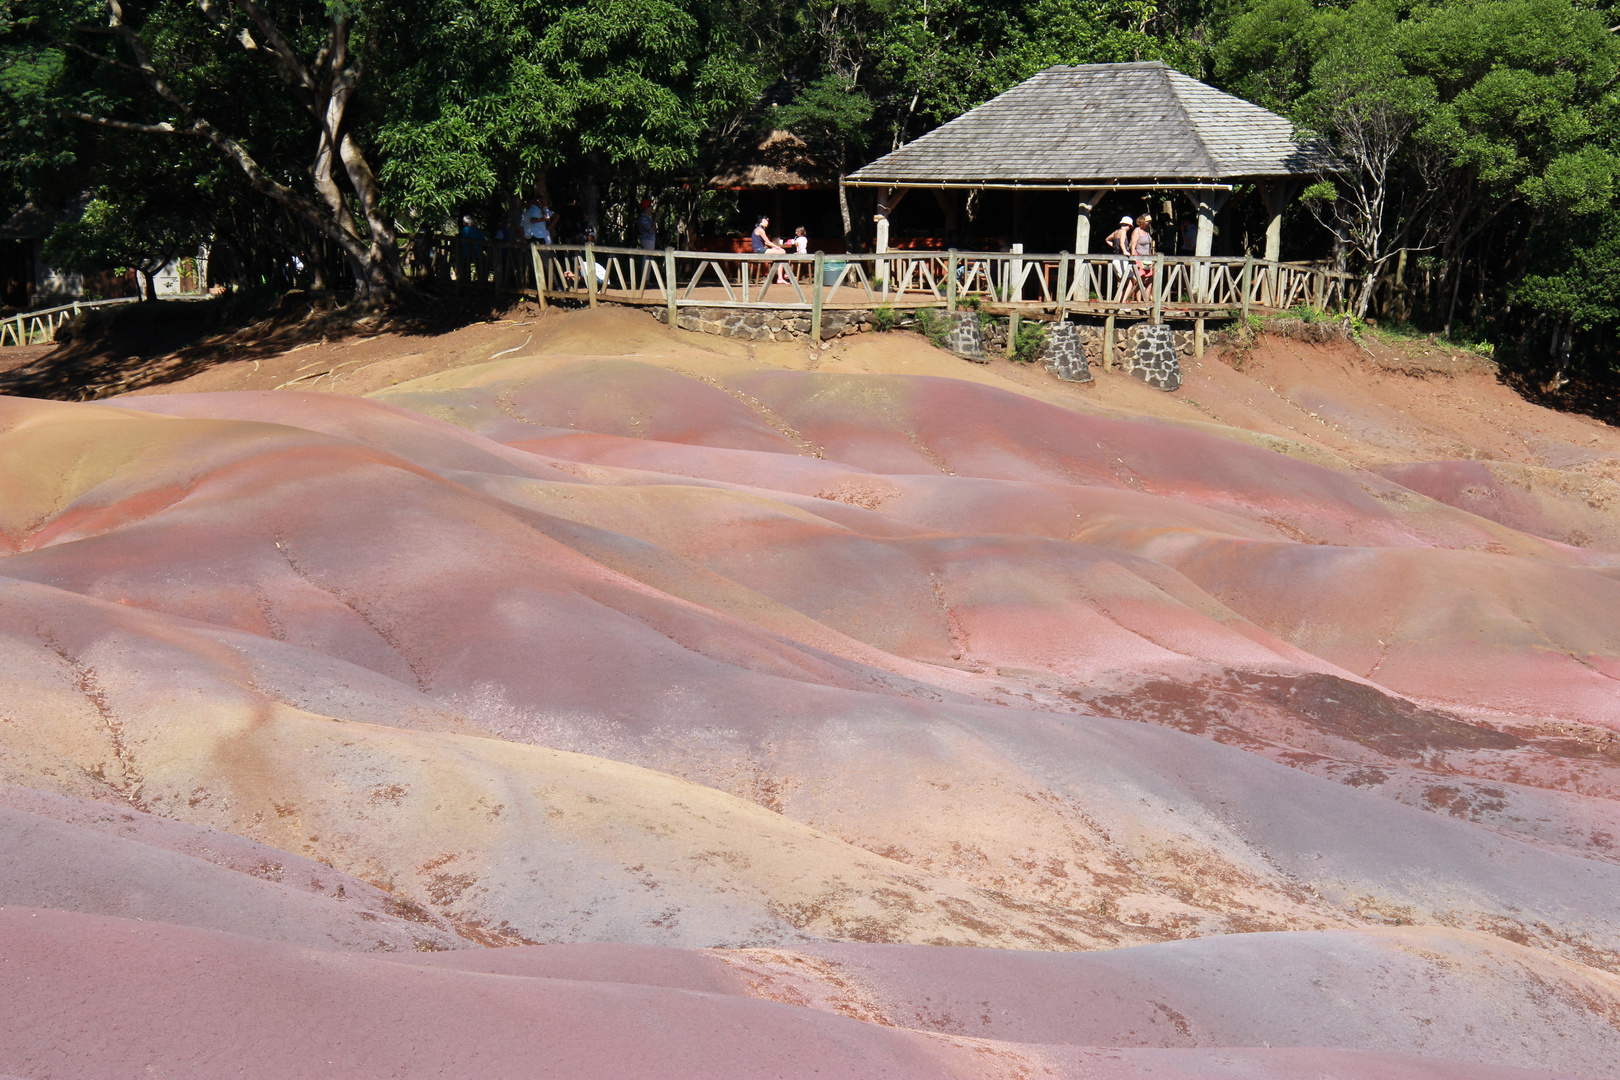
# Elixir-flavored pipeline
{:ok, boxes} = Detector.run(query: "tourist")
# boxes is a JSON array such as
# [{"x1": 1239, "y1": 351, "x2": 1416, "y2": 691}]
[
  {"x1": 790, "y1": 226, "x2": 809, "y2": 281},
  {"x1": 1105, "y1": 215, "x2": 1135, "y2": 300},
  {"x1": 750, "y1": 215, "x2": 787, "y2": 284},
  {"x1": 524, "y1": 200, "x2": 554, "y2": 244},
  {"x1": 458, "y1": 215, "x2": 486, "y2": 281},
  {"x1": 1131, "y1": 214, "x2": 1157, "y2": 300},
  {"x1": 1181, "y1": 218, "x2": 1197, "y2": 254},
  {"x1": 637, "y1": 200, "x2": 657, "y2": 250},
  {"x1": 524, "y1": 197, "x2": 554, "y2": 294}
]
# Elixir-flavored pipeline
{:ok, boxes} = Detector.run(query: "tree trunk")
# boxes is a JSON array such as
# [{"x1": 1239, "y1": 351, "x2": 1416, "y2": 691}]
[
  {"x1": 1544, "y1": 319, "x2": 1574, "y2": 393},
  {"x1": 1355, "y1": 266, "x2": 1378, "y2": 321},
  {"x1": 140, "y1": 268, "x2": 155, "y2": 301},
  {"x1": 71, "y1": 4, "x2": 404, "y2": 306}
]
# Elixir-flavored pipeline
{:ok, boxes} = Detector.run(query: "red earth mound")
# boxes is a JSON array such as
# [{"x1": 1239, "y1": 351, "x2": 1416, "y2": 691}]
[{"x1": 2, "y1": 319, "x2": 1618, "y2": 1078}]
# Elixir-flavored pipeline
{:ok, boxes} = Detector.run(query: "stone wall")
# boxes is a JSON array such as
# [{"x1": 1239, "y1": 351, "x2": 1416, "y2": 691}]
[
  {"x1": 1042, "y1": 322, "x2": 1092, "y2": 383},
  {"x1": 943, "y1": 311, "x2": 987, "y2": 362},
  {"x1": 652, "y1": 305, "x2": 877, "y2": 342},
  {"x1": 1063, "y1": 323, "x2": 1190, "y2": 392},
  {"x1": 1122, "y1": 323, "x2": 1182, "y2": 391},
  {"x1": 648, "y1": 305, "x2": 1186, "y2": 392}
]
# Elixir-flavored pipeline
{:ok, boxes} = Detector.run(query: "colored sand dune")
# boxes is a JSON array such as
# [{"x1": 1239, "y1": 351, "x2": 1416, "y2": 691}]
[{"x1": 2, "y1": 339, "x2": 1619, "y2": 1078}]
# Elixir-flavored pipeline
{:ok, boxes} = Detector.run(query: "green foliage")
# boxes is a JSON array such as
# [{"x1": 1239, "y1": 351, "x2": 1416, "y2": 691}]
[
  {"x1": 45, "y1": 193, "x2": 201, "y2": 299},
  {"x1": 870, "y1": 304, "x2": 902, "y2": 332},
  {"x1": 0, "y1": 0, "x2": 1616, "y2": 389},
  {"x1": 912, "y1": 307, "x2": 950, "y2": 345},
  {"x1": 1012, "y1": 319, "x2": 1047, "y2": 362}
]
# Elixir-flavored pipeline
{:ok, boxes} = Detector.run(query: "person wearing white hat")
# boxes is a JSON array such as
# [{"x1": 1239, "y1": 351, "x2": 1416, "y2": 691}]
[{"x1": 1105, "y1": 215, "x2": 1135, "y2": 301}]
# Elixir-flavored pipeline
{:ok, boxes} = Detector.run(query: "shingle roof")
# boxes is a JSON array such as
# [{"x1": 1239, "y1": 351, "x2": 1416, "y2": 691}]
[{"x1": 848, "y1": 62, "x2": 1333, "y2": 186}]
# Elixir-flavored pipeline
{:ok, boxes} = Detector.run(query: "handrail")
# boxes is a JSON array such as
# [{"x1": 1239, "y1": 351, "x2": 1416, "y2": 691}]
[
  {"x1": 402, "y1": 237, "x2": 1358, "y2": 323},
  {"x1": 0, "y1": 295, "x2": 141, "y2": 347}
]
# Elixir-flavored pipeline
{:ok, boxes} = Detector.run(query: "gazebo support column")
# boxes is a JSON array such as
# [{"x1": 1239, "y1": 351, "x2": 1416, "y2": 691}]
[
  {"x1": 1073, "y1": 189, "x2": 1105, "y2": 256},
  {"x1": 932, "y1": 190, "x2": 960, "y2": 239},
  {"x1": 874, "y1": 187, "x2": 910, "y2": 255},
  {"x1": 1193, "y1": 189, "x2": 1231, "y2": 304},
  {"x1": 1260, "y1": 179, "x2": 1301, "y2": 263}
]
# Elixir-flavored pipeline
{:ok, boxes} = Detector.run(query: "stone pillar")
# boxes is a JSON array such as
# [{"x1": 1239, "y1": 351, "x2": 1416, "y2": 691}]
[
  {"x1": 1042, "y1": 322, "x2": 1092, "y2": 383},
  {"x1": 944, "y1": 310, "x2": 987, "y2": 362},
  {"x1": 1124, "y1": 323, "x2": 1181, "y2": 392}
]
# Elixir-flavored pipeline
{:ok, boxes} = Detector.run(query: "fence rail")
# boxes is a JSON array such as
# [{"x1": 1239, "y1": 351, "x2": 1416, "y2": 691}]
[
  {"x1": 409, "y1": 238, "x2": 1357, "y2": 326},
  {"x1": 0, "y1": 297, "x2": 141, "y2": 347}
]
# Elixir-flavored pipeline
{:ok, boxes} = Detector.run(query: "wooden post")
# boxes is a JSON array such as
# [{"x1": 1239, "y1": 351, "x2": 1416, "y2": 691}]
[
  {"x1": 1240, "y1": 255, "x2": 1253, "y2": 326},
  {"x1": 1192, "y1": 190, "x2": 1231, "y2": 303},
  {"x1": 1007, "y1": 311, "x2": 1020, "y2": 357},
  {"x1": 1073, "y1": 190, "x2": 1103, "y2": 256},
  {"x1": 1104, "y1": 313, "x2": 1115, "y2": 371},
  {"x1": 665, "y1": 247, "x2": 677, "y2": 326},
  {"x1": 1260, "y1": 179, "x2": 1300, "y2": 264},
  {"x1": 1392, "y1": 246, "x2": 1409, "y2": 321},
  {"x1": 1151, "y1": 255, "x2": 1164, "y2": 324},
  {"x1": 811, "y1": 251, "x2": 825, "y2": 347},
  {"x1": 530, "y1": 244, "x2": 547, "y2": 307},
  {"x1": 1055, "y1": 252, "x2": 1070, "y2": 320},
  {"x1": 585, "y1": 242, "x2": 597, "y2": 307},
  {"x1": 1010, "y1": 242, "x2": 1024, "y2": 303},
  {"x1": 946, "y1": 249, "x2": 958, "y2": 312},
  {"x1": 1195, "y1": 318, "x2": 1205, "y2": 359}
]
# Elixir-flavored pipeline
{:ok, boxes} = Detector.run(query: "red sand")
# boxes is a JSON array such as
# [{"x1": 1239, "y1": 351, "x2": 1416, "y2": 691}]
[{"x1": 1, "y1": 308, "x2": 1618, "y2": 1077}]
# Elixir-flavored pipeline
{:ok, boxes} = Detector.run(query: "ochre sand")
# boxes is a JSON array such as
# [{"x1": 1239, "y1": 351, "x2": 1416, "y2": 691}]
[{"x1": 2, "y1": 306, "x2": 1619, "y2": 1078}]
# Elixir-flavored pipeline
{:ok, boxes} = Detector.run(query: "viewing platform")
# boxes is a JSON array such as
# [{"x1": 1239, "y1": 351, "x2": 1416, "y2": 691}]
[{"x1": 428, "y1": 240, "x2": 1356, "y2": 337}]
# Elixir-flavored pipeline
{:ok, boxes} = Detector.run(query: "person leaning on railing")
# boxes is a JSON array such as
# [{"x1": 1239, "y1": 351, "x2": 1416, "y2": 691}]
[
  {"x1": 1104, "y1": 216, "x2": 1134, "y2": 300},
  {"x1": 1128, "y1": 214, "x2": 1156, "y2": 301},
  {"x1": 525, "y1": 197, "x2": 555, "y2": 292}
]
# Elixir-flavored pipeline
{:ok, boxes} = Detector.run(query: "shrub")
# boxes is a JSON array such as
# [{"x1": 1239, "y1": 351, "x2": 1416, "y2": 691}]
[
  {"x1": 1012, "y1": 320, "x2": 1047, "y2": 363},
  {"x1": 870, "y1": 305, "x2": 901, "y2": 332},
  {"x1": 913, "y1": 307, "x2": 951, "y2": 347}
]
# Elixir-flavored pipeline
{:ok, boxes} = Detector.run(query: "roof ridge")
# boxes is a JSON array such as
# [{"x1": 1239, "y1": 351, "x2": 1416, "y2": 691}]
[
  {"x1": 844, "y1": 61, "x2": 1325, "y2": 185},
  {"x1": 1161, "y1": 66, "x2": 1221, "y2": 179}
]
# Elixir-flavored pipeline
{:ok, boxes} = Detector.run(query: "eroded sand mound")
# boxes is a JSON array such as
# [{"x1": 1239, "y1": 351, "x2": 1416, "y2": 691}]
[{"x1": 2, "y1": 322, "x2": 1619, "y2": 1078}]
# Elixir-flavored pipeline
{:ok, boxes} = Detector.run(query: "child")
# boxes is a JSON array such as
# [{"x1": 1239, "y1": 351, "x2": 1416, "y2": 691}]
[{"x1": 790, "y1": 227, "x2": 809, "y2": 282}]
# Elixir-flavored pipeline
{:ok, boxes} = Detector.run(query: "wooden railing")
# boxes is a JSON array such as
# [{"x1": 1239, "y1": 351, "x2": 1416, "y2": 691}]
[
  {"x1": 0, "y1": 297, "x2": 141, "y2": 347},
  {"x1": 409, "y1": 239, "x2": 1358, "y2": 323}
]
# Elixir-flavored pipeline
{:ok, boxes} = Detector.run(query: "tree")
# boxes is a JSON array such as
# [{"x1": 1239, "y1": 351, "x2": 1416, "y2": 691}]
[
  {"x1": 45, "y1": 191, "x2": 197, "y2": 298},
  {"x1": 1295, "y1": 4, "x2": 1438, "y2": 320},
  {"x1": 775, "y1": 73, "x2": 872, "y2": 245},
  {"x1": 39, "y1": 0, "x2": 404, "y2": 301}
]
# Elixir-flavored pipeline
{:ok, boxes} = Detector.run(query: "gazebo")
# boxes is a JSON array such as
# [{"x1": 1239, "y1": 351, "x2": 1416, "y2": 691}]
[{"x1": 845, "y1": 61, "x2": 1333, "y2": 261}]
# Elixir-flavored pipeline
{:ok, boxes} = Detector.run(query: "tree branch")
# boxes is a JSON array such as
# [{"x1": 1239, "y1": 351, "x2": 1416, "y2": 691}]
[{"x1": 61, "y1": 110, "x2": 183, "y2": 135}]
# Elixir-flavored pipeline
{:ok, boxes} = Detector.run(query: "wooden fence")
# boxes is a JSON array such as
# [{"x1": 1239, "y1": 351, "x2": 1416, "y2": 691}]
[
  {"x1": 410, "y1": 238, "x2": 1356, "y2": 329},
  {"x1": 0, "y1": 297, "x2": 141, "y2": 347}
]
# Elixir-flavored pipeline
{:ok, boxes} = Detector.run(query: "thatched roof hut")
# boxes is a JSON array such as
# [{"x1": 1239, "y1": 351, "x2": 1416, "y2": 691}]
[{"x1": 711, "y1": 130, "x2": 838, "y2": 191}]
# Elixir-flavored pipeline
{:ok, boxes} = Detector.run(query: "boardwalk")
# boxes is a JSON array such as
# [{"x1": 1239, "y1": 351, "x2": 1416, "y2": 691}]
[{"x1": 428, "y1": 240, "x2": 1355, "y2": 327}]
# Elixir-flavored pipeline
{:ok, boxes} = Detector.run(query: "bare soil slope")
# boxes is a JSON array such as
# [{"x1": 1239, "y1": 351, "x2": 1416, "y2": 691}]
[{"x1": 1, "y1": 301, "x2": 1618, "y2": 1079}]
